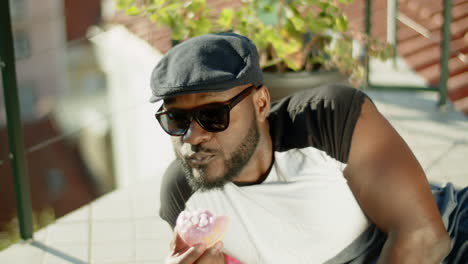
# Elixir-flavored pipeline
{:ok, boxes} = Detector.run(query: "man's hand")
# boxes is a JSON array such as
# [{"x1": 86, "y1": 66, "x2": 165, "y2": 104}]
[{"x1": 165, "y1": 231, "x2": 226, "y2": 264}]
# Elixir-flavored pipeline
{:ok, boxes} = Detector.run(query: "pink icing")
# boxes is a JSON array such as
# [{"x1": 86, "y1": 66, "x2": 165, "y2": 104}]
[
  {"x1": 176, "y1": 209, "x2": 242, "y2": 263},
  {"x1": 176, "y1": 209, "x2": 229, "y2": 247}
]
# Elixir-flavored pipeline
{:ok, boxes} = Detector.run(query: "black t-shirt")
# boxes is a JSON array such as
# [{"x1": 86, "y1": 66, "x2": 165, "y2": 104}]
[{"x1": 159, "y1": 83, "x2": 369, "y2": 228}]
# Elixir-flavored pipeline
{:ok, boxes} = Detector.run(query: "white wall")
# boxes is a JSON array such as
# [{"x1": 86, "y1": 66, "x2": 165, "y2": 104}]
[{"x1": 91, "y1": 26, "x2": 175, "y2": 187}]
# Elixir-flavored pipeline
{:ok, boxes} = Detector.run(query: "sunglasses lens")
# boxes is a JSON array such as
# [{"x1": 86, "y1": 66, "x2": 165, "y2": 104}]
[
  {"x1": 197, "y1": 106, "x2": 229, "y2": 132},
  {"x1": 157, "y1": 111, "x2": 190, "y2": 136}
]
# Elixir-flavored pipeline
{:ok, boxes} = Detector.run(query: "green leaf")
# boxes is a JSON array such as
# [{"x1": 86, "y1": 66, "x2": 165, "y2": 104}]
[
  {"x1": 149, "y1": 14, "x2": 159, "y2": 22},
  {"x1": 284, "y1": 6, "x2": 294, "y2": 18},
  {"x1": 252, "y1": 26, "x2": 275, "y2": 50},
  {"x1": 155, "y1": 0, "x2": 166, "y2": 6},
  {"x1": 309, "y1": 55, "x2": 325, "y2": 65},
  {"x1": 272, "y1": 38, "x2": 301, "y2": 59},
  {"x1": 307, "y1": 18, "x2": 328, "y2": 33},
  {"x1": 157, "y1": 8, "x2": 171, "y2": 24},
  {"x1": 262, "y1": 5, "x2": 273, "y2": 12},
  {"x1": 171, "y1": 20, "x2": 188, "y2": 40},
  {"x1": 289, "y1": 15, "x2": 305, "y2": 31},
  {"x1": 115, "y1": 0, "x2": 133, "y2": 10},
  {"x1": 284, "y1": 6, "x2": 305, "y2": 32},
  {"x1": 319, "y1": 2, "x2": 330, "y2": 10},
  {"x1": 187, "y1": 0, "x2": 206, "y2": 12},
  {"x1": 284, "y1": 57, "x2": 302, "y2": 71},
  {"x1": 125, "y1": 6, "x2": 141, "y2": 16},
  {"x1": 165, "y1": 2, "x2": 182, "y2": 11},
  {"x1": 335, "y1": 15, "x2": 348, "y2": 32},
  {"x1": 191, "y1": 18, "x2": 212, "y2": 36},
  {"x1": 302, "y1": 0, "x2": 321, "y2": 5},
  {"x1": 218, "y1": 9, "x2": 235, "y2": 30}
]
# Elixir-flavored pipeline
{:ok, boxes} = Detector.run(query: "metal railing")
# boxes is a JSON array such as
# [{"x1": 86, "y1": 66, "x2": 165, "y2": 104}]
[
  {"x1": 0, "y1": 0, "x2": 34, "y2": 240},
  {"x1": 363, "y1": 0, "x2": 453, "y2": 107}
]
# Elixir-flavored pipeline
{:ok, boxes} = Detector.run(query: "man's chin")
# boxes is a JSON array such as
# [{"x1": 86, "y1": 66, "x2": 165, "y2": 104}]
[{"x1": 189, "y1": 169, "x2": 228, "y2": 191}]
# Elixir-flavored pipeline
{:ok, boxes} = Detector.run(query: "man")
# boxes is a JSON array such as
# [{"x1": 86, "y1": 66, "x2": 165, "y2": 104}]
[{"x1": 151, "y1": 33, "x2": 451, "y2": 263}]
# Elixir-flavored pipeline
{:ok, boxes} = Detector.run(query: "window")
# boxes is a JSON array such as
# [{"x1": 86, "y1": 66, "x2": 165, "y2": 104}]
[
  {"x1": 9, "y1": 0, "x2": 27, "y2": 21},
  {"x1": 13, "y1": 30, "x2": 31, "y2": 60},
  {"x1": 18, "y1": 80, "x2": 37, "y2": 121},
  {"x1": 46, "y1": 169, "x2": 66, "y2": 201}
]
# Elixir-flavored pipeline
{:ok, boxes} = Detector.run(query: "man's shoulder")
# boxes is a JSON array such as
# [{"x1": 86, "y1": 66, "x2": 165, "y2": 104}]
[
  {"x1": 268, "y1": 83, "x2": 369, "y2": 163},
  {"x1": 269, "y1": 83, "x2": 363, "y2": 114}
]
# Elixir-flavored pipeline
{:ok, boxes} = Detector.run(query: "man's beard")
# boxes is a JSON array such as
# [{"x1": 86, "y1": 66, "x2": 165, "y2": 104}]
[{"x1": 176, "y1": 117, "x2": 260, "y2": 191}]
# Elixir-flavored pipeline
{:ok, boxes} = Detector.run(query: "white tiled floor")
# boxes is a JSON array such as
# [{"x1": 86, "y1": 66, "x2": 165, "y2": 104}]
[
  {"x1": 0, "y1": 182, "x2": 173, "y2": 264},
  {"x1": 0, "y1": 90, "x2": 467, "y2": 263},
  {"x1": 366, "y1": 90, "x2": 468, "y2": 188}
]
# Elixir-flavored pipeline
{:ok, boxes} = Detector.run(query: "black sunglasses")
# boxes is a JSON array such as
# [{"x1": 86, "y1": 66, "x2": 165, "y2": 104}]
[{"x1": 155, "y1": 85, "x2": 259, "y2": 136}]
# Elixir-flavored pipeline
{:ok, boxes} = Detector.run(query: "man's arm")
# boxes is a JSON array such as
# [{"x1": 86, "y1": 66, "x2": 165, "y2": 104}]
[{"x1": 343, "y1": 98, "x2": 451, "y2": 264}]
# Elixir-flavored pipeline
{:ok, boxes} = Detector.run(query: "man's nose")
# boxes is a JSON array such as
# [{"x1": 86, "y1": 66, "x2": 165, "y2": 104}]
[{"x1": 182, "y1": 120, "x2": 212, "y2": 145}]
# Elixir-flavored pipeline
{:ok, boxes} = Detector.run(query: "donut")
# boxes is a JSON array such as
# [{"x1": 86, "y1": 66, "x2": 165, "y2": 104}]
[
  {"x1": 176, "y1": 209, "x2": 229, "y2": 247},
  {"x1": 175, "y1": 209, "x2": 241, "y2": 263}
]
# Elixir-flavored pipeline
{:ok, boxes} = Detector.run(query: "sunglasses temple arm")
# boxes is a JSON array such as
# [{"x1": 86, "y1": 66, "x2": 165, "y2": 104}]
[{"x1": 228, "y1": 85, "x2": 256, "y2": 109}]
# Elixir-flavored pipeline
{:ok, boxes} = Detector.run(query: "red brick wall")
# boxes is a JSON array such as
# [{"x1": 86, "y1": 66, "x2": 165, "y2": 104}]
[{"x1": 64, "y1": 0, "x2": 102, "y2": 42}]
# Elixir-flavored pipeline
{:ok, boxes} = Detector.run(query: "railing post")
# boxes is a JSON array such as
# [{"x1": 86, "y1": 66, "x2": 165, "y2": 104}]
[
  {"x1": 0, "y1": 0, "x2": 34, "y2": 240},
  {"x1": 438, "y1": 0, "x2": 452, "y2": 107},
  {"x1": 364, "y1": 0, "x2": 372, "y2": 89},
  {"x1": 387, "y1": 0, "x2": 398, "y2": 69}
]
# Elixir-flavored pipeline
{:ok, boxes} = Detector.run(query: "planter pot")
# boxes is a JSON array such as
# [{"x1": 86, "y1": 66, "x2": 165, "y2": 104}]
[{"x1": 263, "y1": 71, "x2": 349, "y2": 101}]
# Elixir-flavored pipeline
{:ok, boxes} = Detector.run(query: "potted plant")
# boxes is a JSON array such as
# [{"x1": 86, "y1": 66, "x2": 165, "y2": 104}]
[{"x1": 115, "y1": 0, "x2": 392, "y2": 100}]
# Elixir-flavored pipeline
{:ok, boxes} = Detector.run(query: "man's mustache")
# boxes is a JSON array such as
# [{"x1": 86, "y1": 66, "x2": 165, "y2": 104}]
[
  {"x1": 175, "y1": 144, "x2": 220, "y2": 163},
  {"x1": 181, "y1": 144, "x2": 219, "y2": 156},
  {"x1": 191, "y1": 144, "x2": 217, "y2": 154}
]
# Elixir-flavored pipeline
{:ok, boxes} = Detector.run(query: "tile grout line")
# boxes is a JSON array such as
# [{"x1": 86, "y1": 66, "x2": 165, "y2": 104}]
[
  {"x1": 88, "y1": 205, "x2": 93, "y2": 264},
  {"x1": 40, "y1": 225, "x2": 50, "y2": 264},
  {"x1": 131, "y1": 188, "x2": 137, "y2": 262},
  {"x1": 424, "y1": 142, "x2": 460, "y2": 174}
]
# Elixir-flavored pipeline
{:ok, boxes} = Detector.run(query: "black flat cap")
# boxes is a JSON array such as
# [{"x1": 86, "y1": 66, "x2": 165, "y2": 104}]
[{"x1": 149, "y1": 33, "x2": 263, "y2": 103}]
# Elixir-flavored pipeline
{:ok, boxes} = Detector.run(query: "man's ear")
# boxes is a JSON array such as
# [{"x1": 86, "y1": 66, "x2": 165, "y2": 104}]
[{"x1": 253, "y1": 86, "x2": 270, "y2": 122}]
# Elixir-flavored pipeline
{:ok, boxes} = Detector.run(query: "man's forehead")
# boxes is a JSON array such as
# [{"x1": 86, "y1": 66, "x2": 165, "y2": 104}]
[
  {"x1": 199, "y1": 92, "x2": 222, "y2": 99},
  {"x1": 163, "y1": 91, "x2": 225, "y2": 105}
]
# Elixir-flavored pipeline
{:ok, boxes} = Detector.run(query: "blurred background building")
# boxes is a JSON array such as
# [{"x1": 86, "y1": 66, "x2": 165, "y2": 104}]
[
  {"x1": 0, "y1": 0, "x2": 173, "y2": 237},
  {"x1": 0, "y1": 0, "x2": 109, "y2": 230}
]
